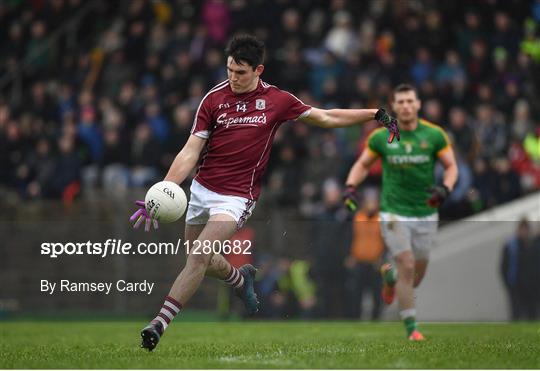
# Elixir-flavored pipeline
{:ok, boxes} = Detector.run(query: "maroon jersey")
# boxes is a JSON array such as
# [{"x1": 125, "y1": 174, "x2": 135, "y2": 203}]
[{"x1": 191, "y1": 79, "x2": 311, "y2": 200}]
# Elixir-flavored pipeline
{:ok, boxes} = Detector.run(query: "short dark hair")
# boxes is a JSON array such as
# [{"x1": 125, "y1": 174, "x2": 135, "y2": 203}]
[
  {"x1": 392, "y1": 84, "x2": 419, "y2": 100},
  {"x1": 225, "y1": 34, "x2": 265, "y2": 70}
]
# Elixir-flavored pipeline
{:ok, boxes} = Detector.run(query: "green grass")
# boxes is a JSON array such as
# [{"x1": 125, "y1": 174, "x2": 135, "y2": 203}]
[{"x1": 1, "y1": 321, "x2": 539, "y2": 368}]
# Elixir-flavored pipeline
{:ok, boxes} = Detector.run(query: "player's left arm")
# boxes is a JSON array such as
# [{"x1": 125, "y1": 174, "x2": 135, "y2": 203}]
[
  {"x1": 299, "y1": 107, "x2": 400, "y2": 143},
  {"x1": 438, "y1": 147, "x2": 458, "y2": 192},
  {"x1": 426, "y1": 145, "x2": 459, "y2": 208}
]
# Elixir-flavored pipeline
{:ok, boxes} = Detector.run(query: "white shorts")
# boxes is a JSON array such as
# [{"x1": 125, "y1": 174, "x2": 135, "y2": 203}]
[
  {"x1": 379, "y1": 212, "x2": 438, "y2": 260},
  {"x1": 186, "y1": 179, "x2": 256, "y2": 229}
]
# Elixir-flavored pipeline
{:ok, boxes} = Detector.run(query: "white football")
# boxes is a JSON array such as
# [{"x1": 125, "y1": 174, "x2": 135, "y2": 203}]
[{"x1": 144, "y1": 181, "x2": 187, "y2": 223}]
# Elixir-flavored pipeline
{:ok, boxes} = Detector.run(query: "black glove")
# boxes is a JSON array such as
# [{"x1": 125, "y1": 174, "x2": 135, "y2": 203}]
[
  {"x1": 343, "y1": 185, "x2": 359, "y2": 212},
  {"x1": 426, "y1": 185, "x2": 450, "y2": 208},
  {"x1": 375, "y1": 108, "x2": 400, "y2": 143}
]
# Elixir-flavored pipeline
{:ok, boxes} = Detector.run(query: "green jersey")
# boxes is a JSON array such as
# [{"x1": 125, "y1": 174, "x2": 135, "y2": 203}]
[{"x1": 367, "y1": 118, "x2": 451, "y2": 217}]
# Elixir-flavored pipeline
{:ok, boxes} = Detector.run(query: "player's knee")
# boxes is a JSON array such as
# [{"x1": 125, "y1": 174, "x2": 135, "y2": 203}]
[
  {"x1": 187, "y1": 252, "x2": 212, "y2": 270},
  {"x1": 400, "y1": 265, "x2": 415, "y2": 281},
  {"x1": 396, "y1": 255, "x2": 415, "y2": 280}
]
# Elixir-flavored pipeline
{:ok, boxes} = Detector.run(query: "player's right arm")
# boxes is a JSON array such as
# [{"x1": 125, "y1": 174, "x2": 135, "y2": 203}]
[
  {"x1": 343, "y1": 148, "x2": 379, "y2": 212},
  {"x1": 346, "y1": 148, "x2": 379, "y2": 187},
  {"x1": 130, "y1": 85, "x2": 213, "y2": 231},
  {"x1": 129, "y1": 134, "x2": 206, "y2": 231},
  {"x1": 165, "y1": 83, "x2": 214, "y2": 184},
  {"x1": 164, "y1": 135, "x2": 207, "y2": 184}
]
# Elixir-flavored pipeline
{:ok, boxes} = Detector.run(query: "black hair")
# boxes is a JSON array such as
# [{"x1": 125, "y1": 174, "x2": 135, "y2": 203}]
[
  {"x1": 393, "y1": 83, "x2": 419, "y2": 100},
  {"x1": 225, "y1": 34, "x2": 265, "y2": 70}
]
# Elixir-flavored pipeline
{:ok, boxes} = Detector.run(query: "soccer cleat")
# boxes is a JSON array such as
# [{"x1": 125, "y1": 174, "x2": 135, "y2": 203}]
[
  {"x1": 381, "y1": 285, "x2": 396, "y2": 305},
  {"x1": 235, "y1": 264, "x2": 259, "y2": 315},
  {"x1": 380, "y1": 263, "x2": 396, "y2": 305},
  {"x1": 140, "y1": 321, "x2": 163, "y2": 351},
  {"x1": 408, "y1": 330, "x2": 425, "y2": 341}
]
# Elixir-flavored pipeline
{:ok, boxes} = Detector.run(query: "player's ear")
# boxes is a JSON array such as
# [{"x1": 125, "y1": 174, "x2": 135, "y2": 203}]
[
  {"x1": 415, "y1": 98, "x2": 422, "y2": 111},
  {"x1": 254, "y1": 64, "x2": 264, "y2": 76}
]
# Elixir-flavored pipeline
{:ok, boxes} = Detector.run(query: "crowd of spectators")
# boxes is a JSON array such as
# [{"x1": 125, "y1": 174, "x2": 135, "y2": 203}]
[{"x1": 1, "y1": 0, "x2": 539, "y2": 220}]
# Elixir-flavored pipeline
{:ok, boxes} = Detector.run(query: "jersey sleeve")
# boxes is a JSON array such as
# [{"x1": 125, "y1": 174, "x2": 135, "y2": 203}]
[
  {"x1": 279, "y1": 90, "x2": 311, "y2": 122},
  {"x1": 366, "y1": 129, "x2": 384, "y2": 157},
  {"x1": 191, "y1": 93, "x2": 213, "y2": 139},
  {"x1": 434, "y1": 128, "x2": 451, "y2": 157}
]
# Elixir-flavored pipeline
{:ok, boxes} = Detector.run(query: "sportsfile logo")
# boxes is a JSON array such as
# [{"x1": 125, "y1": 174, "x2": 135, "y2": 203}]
[
  {"x1": 40, "y1": 239, "x2": 183, "y2": 258},
  {"x1": 40, "y1": 239, "x2": 252, "y2": 258}
]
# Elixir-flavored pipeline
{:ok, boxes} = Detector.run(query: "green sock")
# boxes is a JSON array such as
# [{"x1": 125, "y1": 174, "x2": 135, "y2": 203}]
[
  {"x1": 404, "y1": 317, "x2": 417, "y2": 336},
  {"x1": 383, "y1": 265, "x2": 397, "y2": 286}
]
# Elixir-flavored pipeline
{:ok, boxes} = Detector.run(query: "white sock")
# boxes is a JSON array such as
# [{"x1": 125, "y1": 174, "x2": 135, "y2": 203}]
[{"x1": 399, "y1": 308, "x2": 416, "y2": 319}]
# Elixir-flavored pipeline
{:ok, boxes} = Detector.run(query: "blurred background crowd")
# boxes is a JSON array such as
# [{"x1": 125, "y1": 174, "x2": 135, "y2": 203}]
[
  {"x1": 1, "y1": 0, "x2": 540, "y2": 213},
  {"x1": 1, "y1": 0, "x2": 539, "y2": 320}
]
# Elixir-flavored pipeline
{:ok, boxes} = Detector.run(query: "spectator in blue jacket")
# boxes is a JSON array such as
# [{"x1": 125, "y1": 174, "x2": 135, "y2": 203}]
[{"x1": 501, "y1": 219, "x2": 540, "y2": 320}]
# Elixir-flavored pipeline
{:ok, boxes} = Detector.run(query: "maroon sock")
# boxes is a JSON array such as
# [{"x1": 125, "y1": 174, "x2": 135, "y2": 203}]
[
  {"x1": 223, "y1": 266, "x2": 244, "y2": 289},
  {"x1": 151, "y1": 295, "x2": 182, "y2": 334}
]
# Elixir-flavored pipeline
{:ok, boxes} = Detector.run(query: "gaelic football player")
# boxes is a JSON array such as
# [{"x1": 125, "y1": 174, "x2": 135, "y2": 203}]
[
  {"x1": 130, "y1": 35, "x2": 400, "y2": 351},
  {"x1": 343, "y1": 84, "x2": 458, "y2": 340}
]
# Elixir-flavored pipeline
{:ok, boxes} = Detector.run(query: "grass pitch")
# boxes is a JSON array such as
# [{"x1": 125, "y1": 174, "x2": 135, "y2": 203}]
[{"x1": 1, "y1": 321, "x2": 539, "y2": 369}]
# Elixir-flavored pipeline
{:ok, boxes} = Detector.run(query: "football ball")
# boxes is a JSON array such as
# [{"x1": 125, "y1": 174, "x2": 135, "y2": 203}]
[{"x1": 144, "y1": 181, "x2": 187, "y2": 223}]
